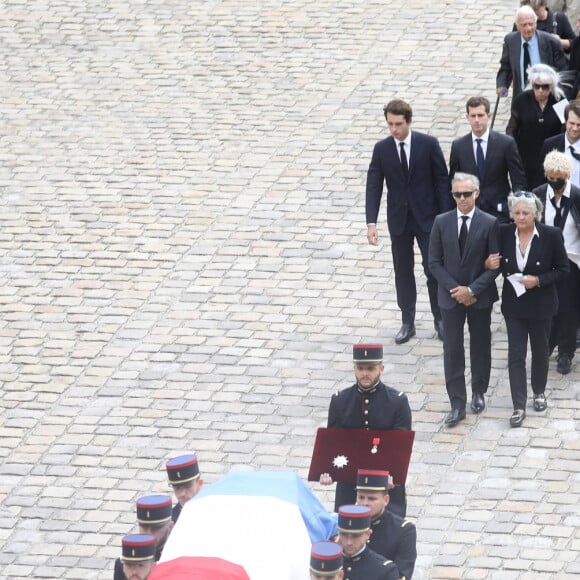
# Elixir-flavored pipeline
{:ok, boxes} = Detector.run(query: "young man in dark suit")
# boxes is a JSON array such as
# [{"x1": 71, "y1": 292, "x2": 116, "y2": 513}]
[
  {"x1": 428, "y1": 173, "x2": 500, "y2": 427},
  {"x1": 449, "y1": 96, "x2": 526, "y2": 224},
  {"x1": 366, "y1": 99, "x2": 452, "y2": 344}
]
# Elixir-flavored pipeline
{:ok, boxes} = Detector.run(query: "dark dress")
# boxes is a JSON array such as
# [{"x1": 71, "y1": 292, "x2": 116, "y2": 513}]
[{"x1": 506, "y1": 91, "x2": 564, "y2": 190}]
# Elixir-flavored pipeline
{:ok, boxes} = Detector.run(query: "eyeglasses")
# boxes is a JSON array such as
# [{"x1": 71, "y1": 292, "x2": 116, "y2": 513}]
[
  {"x1": 532, "y1": 83, "x2": 551, "y2": 91},
  {"x1": 452, "y1": 190, "x2": 475, "y2": 198},
  {"x1": 513, "y1": 191, "x2": 534, "y2": 198}
]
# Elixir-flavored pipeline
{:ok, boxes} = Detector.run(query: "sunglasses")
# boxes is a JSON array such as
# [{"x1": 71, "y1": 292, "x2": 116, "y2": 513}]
[
  {"x1": 452, "y1": 190, "x2": 475, "y2": 198},
  {"x1": 514, "y1": 191, "x2": 534, "y2": 198},
  {"x1": 532, "y1": 83, "x2": 551, "y2": 91}
]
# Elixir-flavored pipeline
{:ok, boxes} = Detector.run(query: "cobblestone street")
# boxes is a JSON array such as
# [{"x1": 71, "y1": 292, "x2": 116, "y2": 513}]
[{"x1": 0, "y1": 1, "x2": 579, "y2": 578}]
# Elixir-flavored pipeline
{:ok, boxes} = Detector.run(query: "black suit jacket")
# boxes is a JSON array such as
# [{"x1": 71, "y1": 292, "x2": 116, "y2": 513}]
[
  {"x1": 498, "y1": 222, "x2": 569, "y2": 319},
  {"x1": 366, "y1": 130, "x2": 452, "y2": 236},
  {"x1": 428, "y1": 207, "x2": 500, "y2": 310},
  {"x1": 540, "y1": 132, "x2": 572, "y2": 172},
  {"x1": 533, "y1": 182, "x2": 580, "y2": 231},
  {"x1": 496, "y1": 30, "x2": 568, "y2": 97},
  {"x1": 449, "y1": 131, "x2": 526, "y2": 220}
]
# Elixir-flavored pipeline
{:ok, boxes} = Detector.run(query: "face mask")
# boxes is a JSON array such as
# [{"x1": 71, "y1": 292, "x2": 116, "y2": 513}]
[{"x1": 547, "y1": 178, "x2": 566, "y2": 191}]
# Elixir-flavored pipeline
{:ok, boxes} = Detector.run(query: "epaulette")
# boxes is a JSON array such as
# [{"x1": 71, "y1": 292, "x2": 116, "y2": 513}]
[
  {"x1": 397, "y1": 391, "x2": 405, "y2": 397},
  {"x1": 401, "y1": 519, "x2": 412, "y2": 527}
]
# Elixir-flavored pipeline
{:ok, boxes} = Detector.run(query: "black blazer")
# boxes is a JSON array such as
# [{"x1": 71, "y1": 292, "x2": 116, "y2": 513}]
[
  {"x1": 366, "y1": 130, "x2": 452, "y2": 236},
  {"x1": 540, "y1": 133, "x2": 571, "y2": 172},
  {"x1": 496, "y1": 30, "x2": 568, "y2": 97},
  {"x1": 533, "y1": 182, "x2": 580, "y2": 231},
  {"x1": 449, "y1": 131, "x2": 526, "y2": 220},
  {"x1": 429, "y1": 208, "x2": 500, "y2": 310},
  {"x1": 498, "y1": 222, "x2": 569, "y2": 319}
]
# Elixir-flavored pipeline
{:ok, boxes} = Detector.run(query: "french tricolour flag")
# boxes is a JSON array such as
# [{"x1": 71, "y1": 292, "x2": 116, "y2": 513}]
[{"x1": 150, "y1": 471, "x2": 338, "y2": 580}]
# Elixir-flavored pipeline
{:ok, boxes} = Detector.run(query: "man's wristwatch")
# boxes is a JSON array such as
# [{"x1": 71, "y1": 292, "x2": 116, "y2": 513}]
[{"x1": 467, "y1": 287, "x2": 474, "y2": 297}]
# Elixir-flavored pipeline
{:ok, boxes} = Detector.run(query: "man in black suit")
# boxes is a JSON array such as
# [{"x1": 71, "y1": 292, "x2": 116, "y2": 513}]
[
  {"x1": 533, "y1": 151, "x2": 580, "y2": 375},
  {"x1": 449, "y1": 96, "x2": 527, "y2": 224},
  {"x1": 497, "y1": 5, "x2": 568, "y2": 98},
  {"x1": 366, "y1": 99, "x2": 452, "y2": 344},
  {"x1": 428, "y1": 173, "x2": 500, "y2": 427},
  {"x1": 541, "y1": 99, "x2": 580, "y2": 188}
]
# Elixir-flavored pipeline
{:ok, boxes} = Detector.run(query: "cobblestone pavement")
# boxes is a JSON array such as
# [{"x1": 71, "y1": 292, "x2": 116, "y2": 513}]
[{"x1": 0, "y1": 1, "x2": 579, "y2": 578}]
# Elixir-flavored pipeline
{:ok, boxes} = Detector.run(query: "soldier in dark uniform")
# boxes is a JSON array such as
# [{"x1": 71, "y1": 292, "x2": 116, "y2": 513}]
[
  {"x1": 337, "y1": 505, "x2": 399, "y2": 580},
  {"x1": 166, "y1": 453, "x2": 204, "y2": 523},
  {"x1": 310, "y1": 540, "x2": 344, "y2": 580},
  {"x1": 356, "y1": 469, "x2": 417, "y2": 580},
  {"x1": 320, "y1": 344, "x2": 412, "y2": 514},
  {"x1": 113, "y1": 495, "x2": 174, "y2": 580},
  {"x1": 117, "y1": 534, "x2": 156, "y2": 580}
]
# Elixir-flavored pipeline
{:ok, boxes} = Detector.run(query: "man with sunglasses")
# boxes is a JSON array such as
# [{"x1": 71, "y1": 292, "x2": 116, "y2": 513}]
[
  {"x1": 429, "y1": 173, "x2": 500, "y2": 427},
  {"x1": 450, "y1": 96, "x2": 526, "y2": 224}
]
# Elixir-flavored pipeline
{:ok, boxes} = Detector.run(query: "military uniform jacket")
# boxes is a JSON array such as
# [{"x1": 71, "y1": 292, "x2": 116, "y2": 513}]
[
  {"x1": 172, "y1": 502, "x2": 182, "y2": 523},
  {"x1": 328, "y1": 381, "x2": 412, "y2": 430},
  {"x1": 328, "y1": 381, "x2": 412, "y2": 511},
  {"x1": 343, "y1": 546, "x2": 399, "y2": 580},
  {"x1": 369, "y1": 510, "x2": 417, "y2": 580}
]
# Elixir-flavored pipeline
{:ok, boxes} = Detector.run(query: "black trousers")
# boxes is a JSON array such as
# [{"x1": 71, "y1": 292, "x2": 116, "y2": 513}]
[
  {"x1": 441, "y1": 305, "x2": 492, "y2": 410},
  {"x1": 391, "y1": 214, "x2": 440, "y2": 325},
  {"x1": 505, "y1": 316, "x2": 551, "y2": 410},
  {"x1": 550, "y1": 260, "x2": 580, "y2": 358}
]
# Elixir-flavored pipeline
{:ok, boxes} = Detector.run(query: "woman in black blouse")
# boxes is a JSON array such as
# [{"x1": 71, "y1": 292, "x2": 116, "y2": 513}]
[{"x1": 506, "y1": 64, "x2": 565, "y2": 189}]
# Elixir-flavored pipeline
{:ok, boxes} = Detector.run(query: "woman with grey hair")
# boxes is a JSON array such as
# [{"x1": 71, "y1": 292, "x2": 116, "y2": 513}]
[
  {"x1": 506, "y1": 64, "x2": 566, "y2": 189},
  {"x1": 487, "y1": 192, "x2": 568, "y2": 427}
]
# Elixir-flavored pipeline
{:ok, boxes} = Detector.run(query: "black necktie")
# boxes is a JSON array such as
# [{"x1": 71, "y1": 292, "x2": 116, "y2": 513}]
[
  {"x1": 399, "y1": 142, "x2": 409, "y2": 180},
  {"x1": 475, "y1": 138, "x2": 485, "y2": 178},
  {"x1": 523, "y1": 42, "x2": 531, "y2": 88},
  {"x1": 459, "y1": 215, "x2": 469, "y2": 256},
  {"x1": 550, "y1": 196, "x2": 568, "y2": 229},
  {"x1": 569, "y1": 145, "x2": 580, "y2": 161}
]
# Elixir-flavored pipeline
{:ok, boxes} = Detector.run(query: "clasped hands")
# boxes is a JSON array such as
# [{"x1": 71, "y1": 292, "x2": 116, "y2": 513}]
[{"x1": 450, "y1": 286, "x2": 477, "y2": 306}]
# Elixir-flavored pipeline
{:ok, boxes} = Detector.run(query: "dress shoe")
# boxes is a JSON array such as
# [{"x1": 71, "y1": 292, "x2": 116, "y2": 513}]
[
  {"x1": 556, "y1": 353, "x2": 572, "y2": 375},
  {"x1": 471, "y1": 393, "x2": 485, "y2": 414},
  {"x1": 533, "y1": 393, "x2": 547, "y2": 412},
  {"x1": 434, "y1": 319, "x2": 444, "y2": 341},
  {"x1": 509, "y1": 410, "x2": 526, "y2": 428},
  {"x1": 444, "y1": 408, "x2": 466, "y2": 427},
  {"x1": 395, "y1": 323, "x2": 416, "y2": 345}
]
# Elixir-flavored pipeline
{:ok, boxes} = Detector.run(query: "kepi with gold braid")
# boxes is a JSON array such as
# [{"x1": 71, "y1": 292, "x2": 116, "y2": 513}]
[
  {"x1": 136, "y1": 495, "x2": 172, "y2": 526},
  {"x1": 356, "y1": 468, "x2": 389, "y2": 492},
  {"x1": 121, "y1": 533, "x2": 156, "y2": 563},
  {"x1": 353, "y1": 344, "x2": 383, "y2": 364},
  {"x1": 337, "y1": 504, "x2": 371, "y2": 533},
  {"x1": 310, "y1": 541, "x2": 343, "y2": 576},
  {"x1": 166, "y1": 453, "x2": 200, "y2": 485}
]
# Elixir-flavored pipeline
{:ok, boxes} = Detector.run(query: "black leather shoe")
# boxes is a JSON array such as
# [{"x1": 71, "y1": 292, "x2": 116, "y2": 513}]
[
  {"x1": 395, "y1": 323, "x2": 416, "y2": 345},
  {"x1": 509, "y1": 410, "x2": 526, "y2": 428},
  {"x1": 471, "y1": 393, "x2": 485, "y2": 414},
  {"x1": 556, "y1": 353, "x2": 572, "y2": 375},
  {"x1": 434, "y1": 319, "x2": 444, "y2": 341},
  {"x1": 533, "y1": 393, "x2": 547, "y2": 412},
  {"x1": 444, "y1": 408, "x2": 466, "y2": 427}
]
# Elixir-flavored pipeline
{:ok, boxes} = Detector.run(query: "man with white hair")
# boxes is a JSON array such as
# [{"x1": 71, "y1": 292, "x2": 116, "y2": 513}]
[{"x1": 497, "y1": 5, "x2": 568, "y2": 98}]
